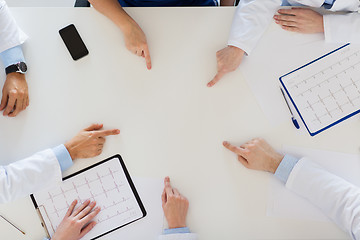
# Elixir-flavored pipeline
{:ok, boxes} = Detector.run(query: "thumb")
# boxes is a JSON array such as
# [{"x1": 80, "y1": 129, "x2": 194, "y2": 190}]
[{"x1": 84, "y1": 123, "x2": 103, "y2": 131}]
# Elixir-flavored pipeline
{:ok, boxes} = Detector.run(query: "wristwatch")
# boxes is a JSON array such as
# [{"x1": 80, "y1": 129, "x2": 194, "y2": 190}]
[{"x1": 5, "y1": 62, "x2": 27, "y2": 75}]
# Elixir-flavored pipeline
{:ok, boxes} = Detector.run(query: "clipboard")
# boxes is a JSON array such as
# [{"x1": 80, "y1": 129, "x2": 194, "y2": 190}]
[
  {"x1": 279, "y1": 43, "x2": 360, "y2": 136},
  {"x1": 30, "y1": 154, "x2": 146, "y2": 240}
]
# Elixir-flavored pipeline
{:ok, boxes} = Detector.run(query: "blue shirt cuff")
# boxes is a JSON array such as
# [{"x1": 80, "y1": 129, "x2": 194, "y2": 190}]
[
  {"x1": 274, "y1": 154, "x2": 300, "y2": 183},
  {"x1": 163, "y1": 227, "x2": 191, "y2": 235},
  {"x1": 0, "y1": 45, "x2": 25, "y2": 69},
  {"x1": 52, "y1": 144, "x2": 73, "y2": 172}
]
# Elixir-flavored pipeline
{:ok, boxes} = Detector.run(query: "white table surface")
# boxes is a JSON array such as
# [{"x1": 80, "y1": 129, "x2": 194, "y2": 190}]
[{"x1": 0, "y1": 7, "x2": 357, "y2": 240}]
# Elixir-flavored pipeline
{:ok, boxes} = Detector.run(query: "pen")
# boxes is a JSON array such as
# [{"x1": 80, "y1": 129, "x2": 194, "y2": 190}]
[
  {"x1": 280, "y1": 87, "x2": 300, "y2": 129},
  {"x1": 0, "y1": 214, "x2": 26, "y2": 235}
]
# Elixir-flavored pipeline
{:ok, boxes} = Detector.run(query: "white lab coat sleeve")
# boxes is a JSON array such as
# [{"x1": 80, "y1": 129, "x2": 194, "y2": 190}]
[
  {"x1": 0, "y1": 149, "x2": 62, "y2": 204},
  {"x1": 0, "y1": 0, "x2": 28, "y2": 53},
  {"x1": 286, "y1": 158, "x2": 360, "y2": 240},
  {"x1": 158, "y1": 233, "x2": 198, "y2": 240},
  {"x1": 228, "y1": 0, "x2": 282, "y2": 55},
  {"x1": 323, "y1": 12, "x2": 360, "y2": 44}
]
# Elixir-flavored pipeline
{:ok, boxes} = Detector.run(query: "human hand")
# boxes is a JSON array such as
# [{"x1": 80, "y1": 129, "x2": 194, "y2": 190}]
[
  {"x1": 64, "y1": 123, "x2": 120, "y2": 160},
  {"x1": 223, "y1": 138, "x2": 284, "y2": 173},
  {"x1": 161, "y1": 177, "x2": 189, "y2": 229},
  {"x1": 123, "y1": 20, "x2": 152, "y2": 70},
  {"x1": 207, "y1": 46, "x2": 244, "y2": 87},
  {"x1": 274, "y1": 8, "x2": 324, "y2": 33},
  {"x1": 52, "y1": 199, "x2": 101, "y2": 240},
  {"x1": 0, "y1": 72, "x2": 29, "y2": 117}
]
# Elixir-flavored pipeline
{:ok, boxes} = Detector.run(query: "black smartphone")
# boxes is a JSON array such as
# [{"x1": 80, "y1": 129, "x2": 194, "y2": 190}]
[{"x1": 59, "y1": 24, "x2": 89, "y2": 60}]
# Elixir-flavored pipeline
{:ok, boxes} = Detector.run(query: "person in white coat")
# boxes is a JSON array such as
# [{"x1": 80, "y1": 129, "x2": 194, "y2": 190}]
[
  {"x1": 223, "y1": 138, "x2": 360, "y2": 239},
  {"x1": 0, "y1": 0, "x2": 30, "y2": 117},
  {"x1": 0, "y1": 123, "x2": 120, "y2": 239},
  {"x1": 208, "y1": 0, "x2": 360, "y2": 87}
]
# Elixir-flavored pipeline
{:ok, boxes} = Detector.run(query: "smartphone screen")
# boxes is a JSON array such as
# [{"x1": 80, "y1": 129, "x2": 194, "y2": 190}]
[{"x1": 59, "y1": 24, "x2": 89, "y2": 61}]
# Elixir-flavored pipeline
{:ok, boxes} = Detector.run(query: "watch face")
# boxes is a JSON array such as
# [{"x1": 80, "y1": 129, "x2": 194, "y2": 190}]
[{"x1": 18, "y1": 62, "x2": 27, "y2": 72}]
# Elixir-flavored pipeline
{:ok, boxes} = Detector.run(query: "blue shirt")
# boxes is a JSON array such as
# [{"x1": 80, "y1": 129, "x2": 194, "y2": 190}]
[
  {"x1": 52, "y1": 144, "x2": 73, "y2": 171},
  {"x1": 275, "y1": 154, "x2": 300, "y2": 183},
  {"x1": 0, "y1": 45, "x2": 25, "y2": 69},
  {"x1": 282, "y1": 0, "x2": 335, "y2": 8}
]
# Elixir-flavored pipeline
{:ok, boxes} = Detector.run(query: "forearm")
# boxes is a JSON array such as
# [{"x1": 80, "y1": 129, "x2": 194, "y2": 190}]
[
  {"x1": 285, "y1": 158, "x2": 360, "y2": 239},
  {"x1": 0, "y1": 149, "x2": 62, "y2": 203},
  {"x1": 0, "y1": 0, "x2": 27, "y2": 53},
  {"x1": 89, "y1": 0, "x2": 137, "y2": 34},
  {"x1": 0, "y1": 145, "x2": 73, "y2": 203},
  {"x1": 228, "y1": 0, "x2": 282, "y2": 55}
]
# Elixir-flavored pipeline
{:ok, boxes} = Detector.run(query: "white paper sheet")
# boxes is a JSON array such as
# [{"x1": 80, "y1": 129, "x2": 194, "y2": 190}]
[
  {"x1": 281, "y1": 44, "x2": 360, "y2": 135},
  {"x1": 267, "y1": 145, "x2": 360, "y2": 222},
  {"x1": 103, "y1": 177, "x2": 164, "y2": 240}
]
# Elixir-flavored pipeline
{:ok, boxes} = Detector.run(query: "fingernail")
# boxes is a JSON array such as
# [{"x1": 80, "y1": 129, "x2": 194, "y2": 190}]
[
  {"x1": 223, "y1": 141, "x2": 228, "y2": 145},
  {"x1": 115, "y1": 129, "x2": 120, "y2": 134}
]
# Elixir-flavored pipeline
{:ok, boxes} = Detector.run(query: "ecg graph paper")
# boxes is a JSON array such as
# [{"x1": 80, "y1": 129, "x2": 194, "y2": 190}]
[
  {"x1": 281, "y1": 44, "x2": 360, "y2": 135},
  {"x1": 32, "y1": 157, "x2": 144, "y2": 240}
]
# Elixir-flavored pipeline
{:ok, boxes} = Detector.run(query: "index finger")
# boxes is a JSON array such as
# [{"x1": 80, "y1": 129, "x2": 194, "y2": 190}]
[
  {"x1": 143, "y1": 45, "x2": 152, "y2": 70},
  {"x1": 278, "y1": 8, "x2": 298, "y2": 15},
  {"x1": 223, "y1": 141, "x2": 246, "y2": 157},
  {"x1": 3, "y1": 96, "x2": 16, "y2": 116},
  {"x1": 65, "y1": 200, "x2": 78, "y2": 217},
  {"x1": 94, "y1": 129, "x2": 120, "y2": 137},
  {"x1": 164, "y1": 176, "x2": 173, "y2": 196},
  {"x1": 207, "y1": 71, "x2": 225, "y2": 87}
]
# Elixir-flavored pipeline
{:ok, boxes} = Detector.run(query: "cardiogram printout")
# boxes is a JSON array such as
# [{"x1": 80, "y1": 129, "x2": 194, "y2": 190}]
[
  {"x1": 31, "y1": 155, "x2": 146, "y2": 240},
  {"x1": 280, "y1": 44, "x2": 360, "y2": 135}
]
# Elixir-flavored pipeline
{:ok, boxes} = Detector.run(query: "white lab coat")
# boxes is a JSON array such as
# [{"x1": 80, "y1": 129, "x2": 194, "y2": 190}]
[
  {"x1": 287, "y1": 158, "x2": 360, "y2": 239},
  {"x1": 0, "y1": 149, "x2": 62, "y2": 203},
  {"x1": 0, "y1": 0, "x2": 27, "y2": 53},
  {"x1": 228, "y1": 0, "x2": 360, "y2": 55}
]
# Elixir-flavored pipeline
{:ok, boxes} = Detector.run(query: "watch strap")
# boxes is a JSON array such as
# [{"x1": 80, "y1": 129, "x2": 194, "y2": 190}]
[{"x1": 5, "y1": 64, "x2": 19, "y2": 75}]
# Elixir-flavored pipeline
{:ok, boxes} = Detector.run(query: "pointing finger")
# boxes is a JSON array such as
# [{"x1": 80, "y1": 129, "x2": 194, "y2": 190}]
[
  {"x1": 164, "y1": 176, "x2": 173, "y2": 196},
  {"x1": 207, "y1": 71, "x2": 225, "y2": 87},
  {"x1": 144, "y1": 45, "x2": 152, "y2": 70},
  {"x1": 94, "y1": 129, "x2": 120, "y2": 137},
  {"x1": 223, "y1": 141, "x2": 247, "y2": 157}
]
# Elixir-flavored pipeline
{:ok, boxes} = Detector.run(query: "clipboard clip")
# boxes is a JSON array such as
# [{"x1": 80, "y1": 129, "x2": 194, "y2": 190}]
[{"x1": 35, "y1": 205, "x2": 54, "y2": 238}]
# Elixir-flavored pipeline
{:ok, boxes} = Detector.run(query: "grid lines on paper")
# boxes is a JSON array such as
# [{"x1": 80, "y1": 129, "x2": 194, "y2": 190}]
[
  {"x1": 283, "y1": 45, "x2": 360, "y2": 133},
  {"x1": 33, "y1": 158, "x2": 143, "y2": 240}
]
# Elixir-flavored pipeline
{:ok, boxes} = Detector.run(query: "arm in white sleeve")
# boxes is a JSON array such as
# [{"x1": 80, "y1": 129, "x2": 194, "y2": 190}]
[
  {"x1": 0, "y1": 0, "x2": 28, "y2": 53},
  {"x1": 324, "y1": 12, "x2": 360, "y2": 43},
  {"x1": 286, "y1": 158, "x2": 360, "y2": 239},
  {"x1": 228, "y1": 0, "x2": 282, "y2": 55},
  {"x1": 0, "y1": 148, "x2": 65, "y2": 204}
]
